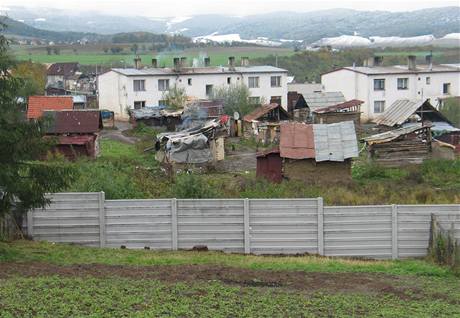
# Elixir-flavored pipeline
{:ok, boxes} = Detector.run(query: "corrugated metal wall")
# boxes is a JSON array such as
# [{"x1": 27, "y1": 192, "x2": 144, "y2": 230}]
[{"x1": 26, "y1": 193, "x2": 460, "y2": 259}]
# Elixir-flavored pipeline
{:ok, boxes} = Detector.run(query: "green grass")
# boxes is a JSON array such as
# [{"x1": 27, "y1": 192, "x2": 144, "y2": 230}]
[
  {"x1": 12, "y1": 46, "x2": 294, "y2": 66},
  {"x1": 0, "y1": 241, "x2": 455, "y2": 277},
  {"x1": 0, "y1": 241, "x2": 459, "y2": 317}
]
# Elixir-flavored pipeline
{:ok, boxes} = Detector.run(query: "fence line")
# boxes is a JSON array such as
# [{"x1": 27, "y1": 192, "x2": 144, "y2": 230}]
[{"x1": 23, "y1": 192, "x2": 460, "y2": 259}]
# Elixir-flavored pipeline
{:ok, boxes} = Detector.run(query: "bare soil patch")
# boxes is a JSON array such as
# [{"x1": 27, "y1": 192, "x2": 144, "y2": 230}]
[{"x1": 0, "y1": 262, "x2": 447, "y2": 302}]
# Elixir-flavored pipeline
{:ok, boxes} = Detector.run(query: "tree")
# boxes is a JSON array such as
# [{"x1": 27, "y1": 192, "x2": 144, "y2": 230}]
[
  {"x1": 162, "y1": 84, "x2": 187, "y2": 110},
  {"x1": 440, "y1": 97, "x2": 460, "y2": 128},
  {"x1": 211, "y1": 83, "x2": 254, "y2": 116},
  {"x1": 0, "y1": 24, "x2": 74, "y2": 221},
  {"x1": 46, "y1": 47, "x2": 52, "y2": 55},
  {"x1": 53, "y1": 47, "x2": 60, "y2": 55},
  {"x1": 12, "y1": 61, "x2": 47, "y2": 98},
  {"x1": 130, "y1": 43, "x2": 139, "y2": 54}
]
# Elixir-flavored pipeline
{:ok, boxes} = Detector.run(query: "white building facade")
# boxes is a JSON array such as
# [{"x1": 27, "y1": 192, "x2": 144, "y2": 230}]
[
  {"x1": 321, "y1": 61, "x2": 460, "y2": 122},
  {"x1": 98, "y1": 64, "x2": 288, "y2": 119}
]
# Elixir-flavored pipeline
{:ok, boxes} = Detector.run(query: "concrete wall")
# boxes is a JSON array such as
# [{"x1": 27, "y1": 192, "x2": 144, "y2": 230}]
[
  {"x1": 98, "y1": 70, "x2": 288, "y2": 119},
  {"x1": 26, "y1": 193, "x2": 460, "y2": 259}
]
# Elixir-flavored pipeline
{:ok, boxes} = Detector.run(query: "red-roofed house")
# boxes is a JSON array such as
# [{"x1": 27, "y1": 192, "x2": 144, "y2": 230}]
[{"x1": 27, "y1": 96, "x2": 74, "y2": 119}]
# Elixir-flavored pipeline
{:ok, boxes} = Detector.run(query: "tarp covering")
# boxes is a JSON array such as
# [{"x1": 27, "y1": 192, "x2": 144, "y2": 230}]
[{"x1": 167, "y1": 134, "x2": 212, "y2": 163}]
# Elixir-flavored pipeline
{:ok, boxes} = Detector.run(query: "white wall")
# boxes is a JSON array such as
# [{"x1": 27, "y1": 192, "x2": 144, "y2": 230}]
[
  {"x1": 322, "y1": 69, "x2": 460, "y2": 122},
  {"x1": 98, "y1": 70, "x2": 288, "y2": 119}
]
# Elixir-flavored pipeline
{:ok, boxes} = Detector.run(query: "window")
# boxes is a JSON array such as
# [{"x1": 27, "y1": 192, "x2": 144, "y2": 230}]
[
  {"x1": 206, "y1": 84, "x2": 213, "y2": 97},
  {"x1": 397, "y1": 78, "x2": 408, "y2": 90},
  {"x1": 374, "y1": 100, "x2": 385, "y2": 113},
  {"x1": 158, "y1": 100, "x2": 167, "y2": 106},
  {"x1": 133, "y1": 80, "x2": 145, "y2": 91},
  {"x1": 133, "y1": 101, "x2": 145, "y2": 109},
  {"x1": 187, "y1": 78, "x2": 192, "y2": 86},
  {"x1": 270, "y1": 96, "x2": 282, "y2": 105},
  {"x1": 227, "y1": 77, "x2": 231, "y2": 84},
  {"x1": 248, "y1": 76, "x2": 259, "y2": 88},
  {"x1": 426, "y1": 77, "x2": 431, "y2": 85},
  {"x1": 249, "y1": 96, "x2": 260, "y2": 104},
  {"x1": 158, "y1": 79, "x2": 170, "y2": 91},
  {"x1": 271, "y1": 76, "x2": 281, "y2": 87},
  {"x1": 443, "y1": 83, "x2": 451, "y2": 95},
  {"x1": 374, "y1": 79, "x2": 385, "y2": 91}
]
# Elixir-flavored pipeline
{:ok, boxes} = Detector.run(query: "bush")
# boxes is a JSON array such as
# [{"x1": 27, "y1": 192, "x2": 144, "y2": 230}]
[{"x1": 172, "y1": 173, "x2": 218, "y2": 198}]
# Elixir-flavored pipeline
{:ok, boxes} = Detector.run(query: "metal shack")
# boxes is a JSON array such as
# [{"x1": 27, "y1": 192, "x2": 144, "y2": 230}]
[
  {"x1": 43, "y1": 110, "x2": 103, "y2": 160},
  {"x1": 362, "y1": 125, "x2": 432, "y2": 167},
  {"x1": 256, "y1": 121, "x2": 359, "y2": 183}
]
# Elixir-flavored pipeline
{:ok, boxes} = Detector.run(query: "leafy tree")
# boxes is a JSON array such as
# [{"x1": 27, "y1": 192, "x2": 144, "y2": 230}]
[
  {"x1": 53, "y1": 47, "x2": 60, "y2": 55},
  {"x1": 45, "y1": 46, "x2": 52, "y2": 55},
  {"x1": 12, "y1": 61, "x2": 47, "y2": 98},
  {"x1": 103, "y1": 47, "x2": 109, "y2": 53},
  {"x1": 440, "y1": 97, "x2": 460, "y2": 128},
  {"x1": 211, "y1": 83, "x2": 254, "y2": 116},
  {"x1": 162, "y1": 84, "x2": 187, "y2": 110},
  {"x1": 130, "y1": 43, "x2": 139, "y2": 54},
  {"x1": 0, "y1": 24, "x2": 74, "y2": 220}
]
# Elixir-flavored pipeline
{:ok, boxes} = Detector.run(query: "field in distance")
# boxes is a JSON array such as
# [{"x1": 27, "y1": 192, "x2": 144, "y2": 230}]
[{"x1": 12, "y1": 44, "x2": 294, "y2": 67}]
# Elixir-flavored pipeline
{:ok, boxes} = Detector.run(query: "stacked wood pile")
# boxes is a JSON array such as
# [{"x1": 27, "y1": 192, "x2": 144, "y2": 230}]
[{"x1": 363, "y1": 125, "x2": 432, "y2": 167}]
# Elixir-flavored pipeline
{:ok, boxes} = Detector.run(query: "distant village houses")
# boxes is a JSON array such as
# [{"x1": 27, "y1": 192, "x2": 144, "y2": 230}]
[
  {"x1": 97, "y1": 57, "x2": 288, "y2": 119},
  {"x1": 321, "y1": 55, "x2": 460, "y2": 121}
]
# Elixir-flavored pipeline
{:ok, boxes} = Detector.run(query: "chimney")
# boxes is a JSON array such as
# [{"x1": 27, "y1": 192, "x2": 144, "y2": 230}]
[
  {"x1": 204, "y1": 57, "x2": 211, "y2": 67},
  {"x1": 152, "y1": 58, "x2": 158, "y2": 68},
  {"x1": 365, "y1": 57, "x2": 374, "y2": 67},
  {"x1": 407, "y1": 55, "x2": 417, "y2": 71},
  {"x1": 426, "y1": 53, "x2": 433, "y2": 70},
  {"x1": 228, "y1": 56, "x2": 235, "y2": 70},
  {"x1": 373, "y1": 56, "x2": 383, "y2": 66},
  {"x1": 134, "y1": 56, "x2": 142, "y2": 69},
  {"x1": 173, "y1": 57, "x2": 180, "y2": 72},
  {"x1": 180, "y1": 57, "x2": 187, "y2": 68},
  {"x1": 241, "y1": 56, "x2": 249, "y2": 67}
]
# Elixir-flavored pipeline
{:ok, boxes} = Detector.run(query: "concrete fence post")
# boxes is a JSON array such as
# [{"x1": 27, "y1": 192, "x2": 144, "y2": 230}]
[
  {"x1": 391, "y1": 204, "x2": 398, "y2": 260},
  {"x1": 171, "y1": 198, "x2": 178, "y2": 251},
  {"x1": 98, "y1": 191, "x2": 106, "y2": 248},
  {"x1": 317, "y1": 197, "x2": 324, "y2": 256},
  {"x1": 27, "y1": 211, "x2": 34, "y2": 238},
  {"x1": 243, "y1": 198, "x2": 250, "y2": 254}
]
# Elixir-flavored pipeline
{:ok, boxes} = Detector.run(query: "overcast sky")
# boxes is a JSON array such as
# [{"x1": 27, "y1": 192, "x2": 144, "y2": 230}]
[{"x1": 1, "y1": 0, "x2": 458, "y2": 17}]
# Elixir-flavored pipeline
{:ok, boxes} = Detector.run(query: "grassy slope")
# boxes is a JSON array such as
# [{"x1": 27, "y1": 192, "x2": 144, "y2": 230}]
[{"x1": 0, "y1": 241, "x2": 459, "y2": 317}]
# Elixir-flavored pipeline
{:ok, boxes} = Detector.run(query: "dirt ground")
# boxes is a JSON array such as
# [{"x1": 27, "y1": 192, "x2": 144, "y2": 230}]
[
  {"x1": 0, "y1": 262, "x2": 452, "y2": 303},
  {"x1": 100, "y1": 121, "x2": 139, "y2": 144}
]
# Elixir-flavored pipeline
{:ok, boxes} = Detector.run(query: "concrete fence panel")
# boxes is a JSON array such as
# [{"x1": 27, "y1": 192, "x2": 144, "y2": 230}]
[
  {"x1": 324, "y1": 205, "x2": 393, "y2": 259},
  {"x1": 28, "y1": 193, "x2": 100, "y2": 247},
  {"x1": 249, "y1": 199, "x2": 319, "y2": 254}
]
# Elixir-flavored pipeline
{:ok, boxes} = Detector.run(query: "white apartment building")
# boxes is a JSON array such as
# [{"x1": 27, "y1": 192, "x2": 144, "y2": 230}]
[
  {"x1": 98, "y1": 58, "x2": 288, "y2": 119},
  {"x1": 321, "y1": 56, "x2": 460, "y2": 122}
]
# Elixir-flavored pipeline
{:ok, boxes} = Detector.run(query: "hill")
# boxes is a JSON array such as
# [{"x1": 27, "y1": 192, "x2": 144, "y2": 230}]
[{"x1": 4, "y1": 6, "x2": 460, "y2": 42}]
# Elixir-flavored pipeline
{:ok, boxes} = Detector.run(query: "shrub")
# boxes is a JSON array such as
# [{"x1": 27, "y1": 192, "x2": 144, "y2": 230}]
[{"x1": 172, "y1": 173, "x2": 218, "y2": 198}]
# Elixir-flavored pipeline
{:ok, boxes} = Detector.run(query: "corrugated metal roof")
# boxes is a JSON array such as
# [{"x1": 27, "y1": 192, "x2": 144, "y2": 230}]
[
  {"x1": 374, "y1": 99, "x2": 452, "y2": 127},
  {"x1": 44, "y1": 110, "x2": 102, "y2": 134},
  {"x1": 362, "y1": 124, "x2": 428, "y2": 145},
  {"x1": 313, "y1": 99, "x2": 364, "y2": 114},
  {"x1": 279, "y1": 121, "x2": 358, "y2": 162},
  {"x1": 112, "y1": 65, "x2": 287, "y2": 76},
  {"x1": 243, "y1": 103, "x2": 289, "y2": 122},
  {"x1": 313, "y1": 121, "x2": 358, "y2": 162},
  {"x1": 47, "y1": 62, "x2": 79, "y2": 76},
  {"x1": 303, "y1": 92, "x2": 345, "y2": 111}
]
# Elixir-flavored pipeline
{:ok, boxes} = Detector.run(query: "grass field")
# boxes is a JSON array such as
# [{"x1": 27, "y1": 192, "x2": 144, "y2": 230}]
[
  {"x1": 12, "y1": 45, "x2": 294, "y2": 66},
  {"x1": 0, "y1": 240, "x2": 459, "y2": 317}
]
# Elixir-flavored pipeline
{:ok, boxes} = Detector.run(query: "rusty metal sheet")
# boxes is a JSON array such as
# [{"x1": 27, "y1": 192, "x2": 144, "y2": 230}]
[
  {"x1": 44, "y1": 110, "x2": 102, "y2": 134},
  {"x1": 280, "y1": 122, "x2": 315, "y2": 159}
]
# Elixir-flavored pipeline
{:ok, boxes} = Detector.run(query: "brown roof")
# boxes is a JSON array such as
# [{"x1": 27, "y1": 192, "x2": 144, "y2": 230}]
[
  {"x1": 47, "y1": 62, "x2": 79, "y2": 76},
  {"x1": 243, "y1": 103, "x2": 289, "y2": 122},
  {"x1": 280, "y1": 122, "x2": 315, "y2": 159},
  {"x1": 313, "y1": 99, "x2": 364, "y2": 114},
  {"x1": 27, "y1": 96, "x2": 74, "y2": 119},
  {"x1": 44, "y1": 110, "x2": 102, "y2": 134}
]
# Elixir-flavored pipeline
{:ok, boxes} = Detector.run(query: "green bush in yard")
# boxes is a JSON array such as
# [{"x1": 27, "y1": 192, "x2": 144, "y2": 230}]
[{"x1": 172, "y1": 173, "x2": 218, "y2": 198}]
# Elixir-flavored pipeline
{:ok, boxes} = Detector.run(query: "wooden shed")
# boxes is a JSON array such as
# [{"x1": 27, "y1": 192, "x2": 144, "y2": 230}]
[
  {"x1": 312, "y1": 99, "x2": 363, "y2": 126},
  {"x1": 256, "y1": 148, "x2": 283, "y2": 183}
]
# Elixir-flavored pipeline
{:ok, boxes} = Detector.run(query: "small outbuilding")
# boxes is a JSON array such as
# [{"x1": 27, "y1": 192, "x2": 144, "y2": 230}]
[
  {"x1": 312, "y1": 99, "x2": 363, "y2": 126},
  {"x1": 256, "y1": 148, "x2": 283, "y2": 183},
  {"x1": 27, "y1": 96, "x2": 74, "y2": 119},
  {"x1": 243, "y1": 103, "x2": 290, "y2": 144},
  {"x1": 362, "y1": 125, "x2": 432, "y2": 167}
]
